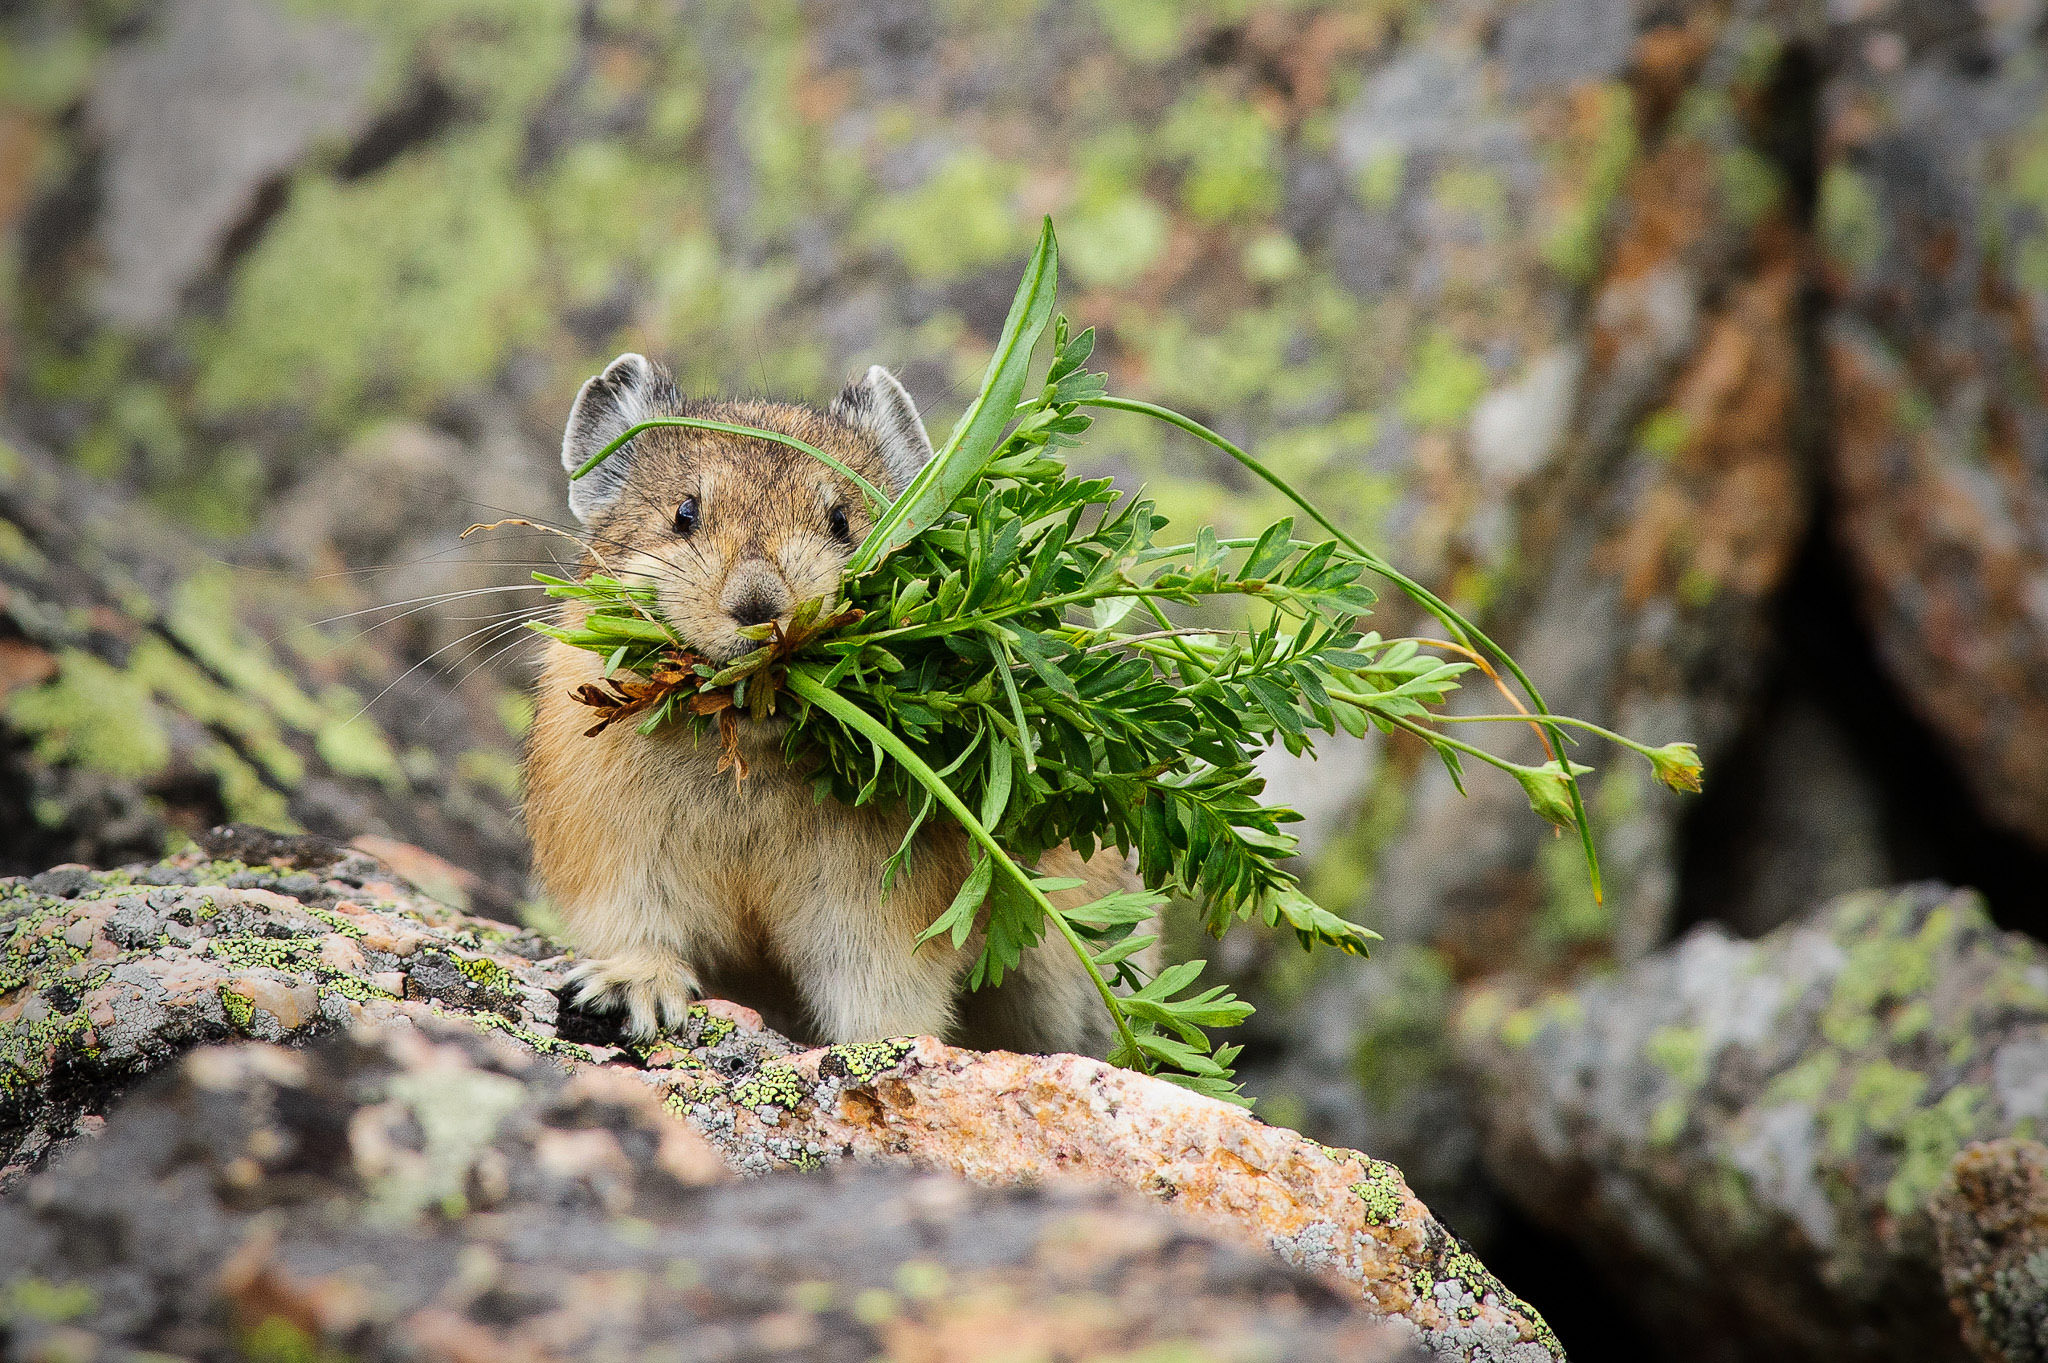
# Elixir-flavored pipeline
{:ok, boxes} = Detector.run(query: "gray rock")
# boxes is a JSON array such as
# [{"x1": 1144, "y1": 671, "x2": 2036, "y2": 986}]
[
  {"x1": 0, "y1": 1022, "x2": 1430, "y2": 1363},
  {"x1": 87, "y1": 0, "x2": 375, "y2": 326},
  {"x1": 1462, "y1": 884, "x2": 2048, "y2": 1362}
]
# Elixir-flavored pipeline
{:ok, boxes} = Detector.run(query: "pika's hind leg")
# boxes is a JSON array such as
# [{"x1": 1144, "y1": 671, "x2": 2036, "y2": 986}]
[{"x1": 766, "y1": 875, "x2": 966, "y2": 1042}]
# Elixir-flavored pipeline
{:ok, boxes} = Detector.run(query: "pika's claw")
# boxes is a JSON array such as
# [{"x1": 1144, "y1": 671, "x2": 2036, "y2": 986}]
[{"x1": 566, "y1": 954, "x2": 702, "y2": 1039}]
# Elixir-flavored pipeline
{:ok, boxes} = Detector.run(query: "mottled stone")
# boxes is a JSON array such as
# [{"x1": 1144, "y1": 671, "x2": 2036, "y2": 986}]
[
  {"x1": 0, "y1": 1023, "x2": 1429, "y2": 1363},
  {"x1": 0, "y1": 847, "x2": 1557, "y2": 1361},
  {"x1": 1933, "y1": 1138, "x2": 2048, "y2": 1363},
  {"x1": 1817, "y1": 9, "x2": 2048, "y2": 849},
  {"x1": 1461, "y1": 884, "x2": 2048, "y2": 1362},
  {"x1": 86, "y1": 0, "x2": 376, "y2": 325}
]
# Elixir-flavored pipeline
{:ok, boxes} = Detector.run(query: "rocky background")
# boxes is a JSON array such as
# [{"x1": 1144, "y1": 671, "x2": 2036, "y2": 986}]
[{"x1": 3, "y1": 0, "x2": 2048, "y2": 1359}]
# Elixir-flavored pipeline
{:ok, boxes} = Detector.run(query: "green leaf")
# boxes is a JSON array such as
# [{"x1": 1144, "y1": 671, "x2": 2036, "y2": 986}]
[
  {"x1": 1267, "y1": 888, "x2": 1380, "y2": 956},
  {"x1": 917, "y1": 851, "x2": 993, "y2": 949},
  {"x1": 852, "y1": 218, "x2": 1059, "y2": 569},
  {"x1": 1243, "y1": 675, "x2": 1305, "y2": 736},
  {"x1": 1061, "y1": 888, "x2": 1167, "y2": 929},
  {"x1": 980, "y1": 739, "x2": 1014, "y2": 828},
  {"x1": 1240, "y1": 518, "x2": 1295, "y2": 580},
  {"x1": 1090, "y1": 933, "x2": 1158, "y2": 969},
  {"x1": 1006, "y1": 626, "x2": 1080, "y2": 701}
]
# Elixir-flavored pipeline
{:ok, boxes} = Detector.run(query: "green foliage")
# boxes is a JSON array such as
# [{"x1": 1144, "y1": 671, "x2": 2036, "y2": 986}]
[{"x1": 541, "y1": 222, "x2": 1695, "y2": 1101}]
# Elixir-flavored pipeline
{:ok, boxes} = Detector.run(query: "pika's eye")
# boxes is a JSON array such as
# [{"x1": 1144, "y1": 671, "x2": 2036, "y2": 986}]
[
  {"x1": 828, "y1": 505, "x2": 851, "y2": 542},
  {"x1": 673, "y1": 498, "x2": 699, "y2": 536}
]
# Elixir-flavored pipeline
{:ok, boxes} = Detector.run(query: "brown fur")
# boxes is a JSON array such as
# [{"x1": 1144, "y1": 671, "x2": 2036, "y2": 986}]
[{"x1": 526, "y1": 374, "x2": 1141, "y2": 1053}]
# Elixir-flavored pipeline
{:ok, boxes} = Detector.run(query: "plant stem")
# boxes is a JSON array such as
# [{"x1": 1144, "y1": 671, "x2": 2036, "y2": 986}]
[
  {"x1": 1376, "y1": 710, "x2": 1551, "y2": 778},
  {"x1": 862, "y1": 581, "x2": 1250, "y2": 644},
  {"x1": 1432, "y1": 712, "x2": 1657, "y2": 751},
  {"x1": 1084, "y1": 394, "x2": 1603, "y2": 902},
  {"x1": 784, "y1": 668, "x2": 1145, "y2": 1066}
]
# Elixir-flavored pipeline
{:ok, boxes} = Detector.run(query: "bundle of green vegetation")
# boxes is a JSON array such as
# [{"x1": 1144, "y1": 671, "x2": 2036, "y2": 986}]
[{"x1": 535, "y1": 221, "x2": 1701, "y2": 1101}]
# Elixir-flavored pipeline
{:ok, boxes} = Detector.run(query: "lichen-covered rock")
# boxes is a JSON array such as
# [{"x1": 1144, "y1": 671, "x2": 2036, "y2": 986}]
[
  {"x1": 0, "y1": 836, "x2": 1560, "y2": 1362},
  {"x1": 1934, "y1": 1138, "x2": 2048, "y2": 1363},
  {"x1": 1816, "y1": 11, "x2": 2048, "y2": 850},
  {"x1": 0, "y1": 436, "x2": 527, "y2": 910},
  {"x1": 1459, "y1": 883, "x2": 2048, "y2": 1362},
  {"x1": 0, "y1": 1022, "x2": 1428, "y2": 1363}
]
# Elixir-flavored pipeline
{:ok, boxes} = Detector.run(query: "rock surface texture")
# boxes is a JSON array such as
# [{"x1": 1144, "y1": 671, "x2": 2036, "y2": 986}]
[
  {"x1": 1460, "y1": 883, "x2": 2048, "y2": 1363},
  {"x1": 0, "y1": 834, "x2": 1562, "y2": 1363},
  {"x1": 0, "y1": 1023, "x2": 1429, "y2": 1363},
  {"x1": 9, "y1": 0, "x2": 2048, "y2": 1357},
  {"x1": 1933, "y1": 1138, "x2": 2048, "y2": 1363},
  {"x1": 0, "y1": 436, "x2": 528, "y2": 910}
]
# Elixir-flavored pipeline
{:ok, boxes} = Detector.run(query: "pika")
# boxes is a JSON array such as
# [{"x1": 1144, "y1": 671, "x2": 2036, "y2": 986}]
[{"x1": 524, "y1": 354, "x2": 1140, "y2": 1054}]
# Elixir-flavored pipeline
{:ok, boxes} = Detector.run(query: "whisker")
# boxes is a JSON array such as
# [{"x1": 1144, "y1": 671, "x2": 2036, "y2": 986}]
[
  {"x1": 275, "y1": 584, "x2": 556, "y2": 648},
  {"x1": 446, "y1": 623, "x2": 550, "y2": 697},
  {"x1": 340, "y1": 609, "x2": 563, "y2": 726}
]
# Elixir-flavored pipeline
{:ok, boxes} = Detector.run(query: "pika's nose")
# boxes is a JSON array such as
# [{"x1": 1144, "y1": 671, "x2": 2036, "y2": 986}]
[{"x1": 722, "y1": 564, "x2": 790, "y2": 627}]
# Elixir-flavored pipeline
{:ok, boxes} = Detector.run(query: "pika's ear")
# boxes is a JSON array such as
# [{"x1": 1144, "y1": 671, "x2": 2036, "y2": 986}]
[
  {"x1": 832, "y1": 365, "x2": 933, "y2": 494},
  {"x1": 562, "y1": 353, "x2": 663, "y2": 525}
]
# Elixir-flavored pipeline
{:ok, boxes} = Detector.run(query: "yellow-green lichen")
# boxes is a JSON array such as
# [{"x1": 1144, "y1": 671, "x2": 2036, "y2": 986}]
[
  {"x1": 1358, "y1": 148, "x2": 1405, "y2": 212},
  {"x1": 454, "y1": 953, "x2": 518, "y2": 995},
  {"x1": 688, "y1": 1004, "x2": 736, "y2": 1047},
  {"x1": 1637, "y1": 407, "x2": 1693, "y2": 461},
  {"x1": 313, "y1": 695, "x2": 407, "y2": 791},
  {"x1": 460, "y1": 1007, "x2": 591, "y2": 1062},
  {"x1": 219, "y1": 984, "x2": 258, "y2": 1032},
  {"x1": 1646, "y1": 1024, "x2": 1711, "y2": 1090},
  {"x1": 1400, "y1": 330, "x2": 1489, "y2": 433},
  {"x1": 0, "y1": 995, "x2": 101, "y2": 1100},
  {"x1": 1, "y1": 899, "x2": 90, "y2": 997},
  {"x1": 860, "y1": 148, "x2": 1025, "y2": 283},
  {"x1": 0, "y1": 517, "x2": 46, "y2": 572},
  {"x1": 317, "y1": 974, "x2": 395, "y2": 1004},
  {"x1": 1089, "y1": 0, "x2": 1182, "y2": 62},
  {"x1": 0, "y1": 1276, "x2": 97, "y2": 1324},
  {"x1": 197, "y1": 133, "x2": 547, "y2": 428},
  {"x1": 1499, "y1": 992, "x2": 1582, "y2": 1050},
  {"x1": 1413, "y1": 1240, "x2": 1559, "y2": 1349},
  {"x1": 1159, "y1": 85, "x2": 1282, "y2": 224},
  {"x1": 1819, "y1": 894, "x2": 1961, "y2": 1051},
  {"x1": 239, "y1": 1312, "x2": 351, "y2": 1363},
  {"x1": 210, "y1": 936, "x2": 319, "y2": 974},
  {"x1": 5, "y1": 650, "x2": 173, "y2": 779},
  {"x1": 732, "y1": 1061, "x2": 806, "y2": 1111},
  {"x1": 823, "y1": 1038, "x2": 912, "y2": 1081},
  {"x1": 1717, "y1": 145, "x2": 1783, "y2": 229},
  {"x1": 1062, "y1": 189, "x2": 1171, "y2": 290},
  {"x1": 1542, "y1": 82, "x2": 1638, "y2": 282},
  {"x1": 303, "y1": 905, "x2": 363, "y2": 938},
  {"x1": 1349, "y1": 1158, "x2": 1406, "y2": 1227},
  {"x1": 1764, "y1": 1051, "x2": 1839, "y2": 1107},
  {"x1": 1818, "y1": 164, "x2": 1885, "y2": 277},
  {"x1": 1886, "y1": 1083, "x2": 1987, "y2": 1216},
  {"x1": 1648, "y1": 1096, "x2": 1691, "y2": 1147}
]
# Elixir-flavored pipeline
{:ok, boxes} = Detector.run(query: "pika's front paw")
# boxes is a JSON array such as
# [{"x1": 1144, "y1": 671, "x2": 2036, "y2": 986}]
[{"x1": 566, "y1": 954, "x2": 702, "y2": 1039}]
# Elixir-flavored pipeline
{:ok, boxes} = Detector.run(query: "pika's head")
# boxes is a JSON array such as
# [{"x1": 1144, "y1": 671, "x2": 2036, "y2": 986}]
[{"x1": 559, "y1": 354, "x2": 933, "y2": 663}]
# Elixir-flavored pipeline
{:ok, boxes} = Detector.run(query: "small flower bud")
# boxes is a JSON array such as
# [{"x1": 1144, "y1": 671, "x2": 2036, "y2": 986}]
[{"x1": 1646, "y1": 741, "x2": 1703, "y2": 794}]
